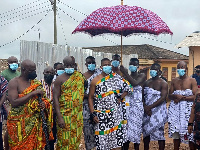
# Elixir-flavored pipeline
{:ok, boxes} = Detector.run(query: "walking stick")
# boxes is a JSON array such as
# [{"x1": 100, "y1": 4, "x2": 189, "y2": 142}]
[{"x1": 38, "y1": 94, "x2": 50, "y2": 150}]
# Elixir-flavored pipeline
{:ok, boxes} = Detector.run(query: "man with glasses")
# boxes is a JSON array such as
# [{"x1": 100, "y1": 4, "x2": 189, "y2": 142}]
[
  {"x1": 192, "y1": 65, "x2": 200, "y2": 88},
  {"x1": 83, "y1": 56, "x2": 101, "y2": 150},
  {"x1": 53, "y1": 56, "x2": 85, "y2": 150}
]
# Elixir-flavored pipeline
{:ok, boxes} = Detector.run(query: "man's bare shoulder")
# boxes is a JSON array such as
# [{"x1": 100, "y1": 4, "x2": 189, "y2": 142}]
[
  {"x1": 91, "y1": 74, "x2": 102, "y2": 85},
  {"x1": 9, "y1": 77, "x2": 19, "y2": 85}
]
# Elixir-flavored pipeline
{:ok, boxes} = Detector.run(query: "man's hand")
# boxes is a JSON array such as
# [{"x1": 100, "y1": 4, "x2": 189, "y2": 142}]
[
  {"x1": 144, "y1": 106, "x2": 152, "y2": 116},
  {"x1": 58, "y1": 116, "x2": 65, "y2": 128},
  {"x1": 93, "y1": 116, "x2": 99, "y2": 123},
  {"x1": 174, "y1": 99, "x2": 180, "y2": 104},
  {"x1": 120, "y1": 65, "x2": 128, "y2": 74},
  {"x1": 38, "y1": 101, "x2": 46, "y2": 110},
  {"x1": 176, "y1": 95, "x2": 184, "y2": 101},
  {"x1": 188, "y1": 126, "x2": 193, "y2": 134}
]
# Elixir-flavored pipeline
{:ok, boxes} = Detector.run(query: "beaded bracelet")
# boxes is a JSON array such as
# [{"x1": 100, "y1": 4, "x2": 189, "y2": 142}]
[{"x1": 188, "y1": 123, "x2": 193, "y2": 126}]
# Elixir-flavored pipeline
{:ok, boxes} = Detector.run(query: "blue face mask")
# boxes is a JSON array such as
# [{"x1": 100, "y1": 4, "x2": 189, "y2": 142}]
[
  {"x1": 9, "y1": 63, "x2": 18, "y2": 71},
  {"x1": 177, "y1": 69, "x2": 185, "y2": 76},
  {"x1": 150, "y1": 70, "x2": 157, "y2": 78},
  {"x1": 103, "y1": 66, "x2": 112, "y2": 74},
  {"x1": 112, "y1": 60, "x2": 120, "y2": 68},
  {"x1": 129, "y1": 65, "x2": 137, "y2": 72},
  {"x1": 57, "y1": 70, "x2": 64, "y2": 76},
  {"x1": 65, "y1": 68, "x2": 74, "y2": 75},
  {"x1": 88, "y1": 64, "x2": 96, "y2": 71}
]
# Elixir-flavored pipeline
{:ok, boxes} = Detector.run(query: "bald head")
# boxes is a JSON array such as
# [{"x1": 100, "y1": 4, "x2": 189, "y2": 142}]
[
  {"x1": 177, "y1": 61, "x2": 187, "y2": 69},
  {"x1": 21, "y1": 59, "x2": 36, "y2": 73},
  {"x1": 63, "y1": 56, "x2": 75, "y2": 68}
]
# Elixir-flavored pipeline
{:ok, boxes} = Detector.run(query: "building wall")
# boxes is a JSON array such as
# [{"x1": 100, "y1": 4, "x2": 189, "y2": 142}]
[
  {"x1": 189, "y1": 46, "x2": 200, "y2": 76},
  {"x1": 0, "y1": 59, "x2": 8, "y2": 73},
  {"x1": 161, "y1": 62, "x2": 178, "y2": 82}
]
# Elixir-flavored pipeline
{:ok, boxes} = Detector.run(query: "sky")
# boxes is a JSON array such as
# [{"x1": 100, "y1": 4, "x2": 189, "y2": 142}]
[{"x1": 0, "y1": 0, "x2": 199, "y2": 59}]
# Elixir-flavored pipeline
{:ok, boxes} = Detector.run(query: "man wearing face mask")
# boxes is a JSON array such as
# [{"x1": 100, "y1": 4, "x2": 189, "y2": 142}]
[
  {"x1": 112, "y1": 54, "x2": 125, "y2": 76},
  {"x1": 7, "y1": 59, "x2": 53, "y2": 149},
  {"x1": 120, "y1": 58, "x2": 146, "y2": 150},
  {"x1": 83, "y1": 56, "x2": 101, "y2": 150},
  {"x1": 192, "y1": 65, "x2": 200, "y2": 88},
  {"x1": 1, "y1": 56, "x2": 20, "y2": 82},
  {"x1": 142, "y1": 63, "x2": 168, "y2": 150},
  {"x1": 168, "y1": 61, "x2": 198, "y2": 150},
  {"x1": 88, "y1": 58, "x2": 131, "y2": 150},
  {"x1": 53, "y1": 56, "x2": 85, "y2": 150},
  {"x1": 53, "y1": 62, "x2": 64, "y2": 80},
  {"x1": 40, "y1": 66, "x2": 56, "y2": 150}
]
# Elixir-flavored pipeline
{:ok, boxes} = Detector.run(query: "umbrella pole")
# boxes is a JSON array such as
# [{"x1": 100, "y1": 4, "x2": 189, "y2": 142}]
[
  {"x1": 121, "y1": 0, "x2": 123, "y2": 64},
  {"x1": 121, "y1": 33, "x2": 123, "y2": 64}
]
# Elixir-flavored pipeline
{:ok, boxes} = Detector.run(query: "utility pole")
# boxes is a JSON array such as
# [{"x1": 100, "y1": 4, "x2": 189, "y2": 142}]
[{"x1": 53, "y1": 0, "x2": 57, "y2": 44}]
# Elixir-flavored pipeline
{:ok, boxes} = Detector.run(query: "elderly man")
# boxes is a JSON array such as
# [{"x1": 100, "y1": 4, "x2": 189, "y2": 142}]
[
  {"x1": 1, "y1": 56, "x2": 20, "y2": 82},
  {"x1": 54, "y1": 56, "x2": 85, "y2": 150},
  {"x1": 7, "y1": 59, "x2": 53, "y2": 150},
  {"x1": 168, "y1": 61, "x2": 197, "y2": 150}
]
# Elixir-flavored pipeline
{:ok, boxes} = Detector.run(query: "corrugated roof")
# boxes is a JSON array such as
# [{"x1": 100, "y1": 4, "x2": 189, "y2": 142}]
[
  {"x1": 175, "y1": 32, "x2": 200, "y2": 48},
  {"x1": 83, "y1": 44, "x2": 188, "y2": 60}
]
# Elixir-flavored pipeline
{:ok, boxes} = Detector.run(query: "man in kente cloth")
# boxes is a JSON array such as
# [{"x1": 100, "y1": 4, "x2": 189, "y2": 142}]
[
  {"x1": 120, "y1": 58, "x2": 146, "y2": 150},
  {"x1": 53, "y1": 56, "x2": 85, "y2": 150},
  {"x1": 142, "y1": 63, "x2": 168, "y2": 150},
  {"x1": 7, "y1": 59, "x2": 53, "y2": 150},
  {"x1": 168, "y1": 61, "x2": 197, "y2": 150},
  {"x1": 88, "y1": 58, "x2": 130, "y2": 150},
  {"x1": 83, "y1": 56, "x2": 101, "y2": 150},
  {"x1": 41, "y1": 66, "x2": 56, "y2": 150}
]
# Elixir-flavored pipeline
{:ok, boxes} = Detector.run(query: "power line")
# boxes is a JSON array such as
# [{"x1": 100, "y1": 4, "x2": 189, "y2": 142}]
[
  {"x1": 1, "y1": 4, "x2": 51, "y2": 23},
  {"x1": 0, "y1": 0, "x2": 48, "y2": 16},
  {"x1": 0, "y1": 9, "x2": 52, "y2": 48},
  {"x1": 0, "y1": 6, "x2": 51, "y2": 27},
  {"x1": 57, "y1": 11, "x2": 68, "y2": 45}
]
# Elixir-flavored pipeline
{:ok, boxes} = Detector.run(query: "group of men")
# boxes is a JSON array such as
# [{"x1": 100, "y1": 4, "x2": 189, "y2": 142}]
[{"x1": 0, "y1": 54, "x2": 199, "y2": 150}]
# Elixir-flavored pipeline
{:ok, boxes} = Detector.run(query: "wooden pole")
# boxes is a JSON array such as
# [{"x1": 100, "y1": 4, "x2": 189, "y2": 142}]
[
  {"x1": 120, "y1": 0, "x2": 123, "y2": 64},
  {"x1": 54, "y1": 0, "x2": 57, "y2": 44}
]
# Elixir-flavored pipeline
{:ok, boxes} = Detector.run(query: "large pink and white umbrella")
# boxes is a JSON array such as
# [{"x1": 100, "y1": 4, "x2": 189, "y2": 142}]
[{"x1": 72, "y1": 5, "x2": 173, "y2": 61}]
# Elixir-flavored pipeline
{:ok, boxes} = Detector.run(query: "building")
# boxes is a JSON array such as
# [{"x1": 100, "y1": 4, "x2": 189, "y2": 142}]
[
  {"x1": 176, "y1": 31, "x2": 200, "y2": 76},
  {"x1": 0, "y1": 59, "x2": 8, "y2": 73},
  {"x1": 84, "y1": 44, "x2": 188, "y2": 82}
]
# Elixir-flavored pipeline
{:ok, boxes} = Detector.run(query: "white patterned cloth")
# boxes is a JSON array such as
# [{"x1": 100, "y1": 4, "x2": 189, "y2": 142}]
[
  {"x1": 126, "y1": 85, "x2": 143, "y2": 144},
  {"x1": 83, "y1": 68, "x2": 102, "y2": 150},
  {"x1": 143, "y1": 87, "x2": 167, "y2": 141},
  {"x1": 168, "y1": 89, "x2": 194, "y2": 143}
]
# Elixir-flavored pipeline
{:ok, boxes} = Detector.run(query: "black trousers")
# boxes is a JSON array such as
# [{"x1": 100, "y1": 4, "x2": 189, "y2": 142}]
[{"x1": 0, "y1": 122, "x2": 3, "y2": 150}]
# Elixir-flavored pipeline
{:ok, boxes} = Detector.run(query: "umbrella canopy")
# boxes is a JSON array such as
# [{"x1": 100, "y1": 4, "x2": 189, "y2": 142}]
[{"x1": 72, "y1": 5, "x2": 173, "y2": 36}]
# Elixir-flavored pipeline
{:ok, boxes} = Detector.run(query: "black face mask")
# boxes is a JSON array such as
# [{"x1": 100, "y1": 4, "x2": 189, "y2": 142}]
[
  {"x1": 28, "y1": 71, "x2": 37, "y2": 80},
  {"x1": 44, "y1": 74, "x2": 54, "y2": 84},
  {"x1": 196, "y1": 70, "x2": 200, "y2": 73}
]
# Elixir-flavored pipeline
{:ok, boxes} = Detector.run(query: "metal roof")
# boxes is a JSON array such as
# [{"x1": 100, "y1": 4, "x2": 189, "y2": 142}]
[{"x1": 175, "y1": 32, "x2": 200, "y2": 48}]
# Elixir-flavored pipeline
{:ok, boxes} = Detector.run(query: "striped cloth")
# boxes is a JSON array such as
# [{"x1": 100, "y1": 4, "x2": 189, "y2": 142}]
[{"x1": 0, "y1": 75, "x2": 8, "y2": 122}]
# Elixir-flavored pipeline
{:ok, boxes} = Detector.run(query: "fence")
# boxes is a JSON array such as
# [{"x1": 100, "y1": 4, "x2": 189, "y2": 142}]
[{"x1": 20, "y1": 40, "x2": 138, "y2": 79}]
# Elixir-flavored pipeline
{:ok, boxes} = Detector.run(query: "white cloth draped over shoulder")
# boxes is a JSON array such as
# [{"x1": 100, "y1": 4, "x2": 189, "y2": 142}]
[
  {"x1": 168, "y1": 89, "x2": 194, "y2": 143},
  {"x1": 126, "y1": 85, "x2": 144, "y2": 144},
  {"x1": 143, "y1": 87, "x2": 167, "y2": 141}
]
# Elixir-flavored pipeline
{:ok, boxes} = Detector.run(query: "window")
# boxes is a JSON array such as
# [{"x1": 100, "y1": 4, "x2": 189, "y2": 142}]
[
  {"x1": 162, "y1": 67, "x2": 168, "y2": 80},
  {"x1": 171, "y1": 67, "x2": 176, "y2": 80}
]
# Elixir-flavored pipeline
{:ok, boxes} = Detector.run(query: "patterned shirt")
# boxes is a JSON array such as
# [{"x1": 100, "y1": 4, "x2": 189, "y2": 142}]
[
  {"x1": 40, "y1": 79, "x2": 53, "y2": 102},
  {"x1": 0, "y1": 75, "x2": 8, "y2": 122}
]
